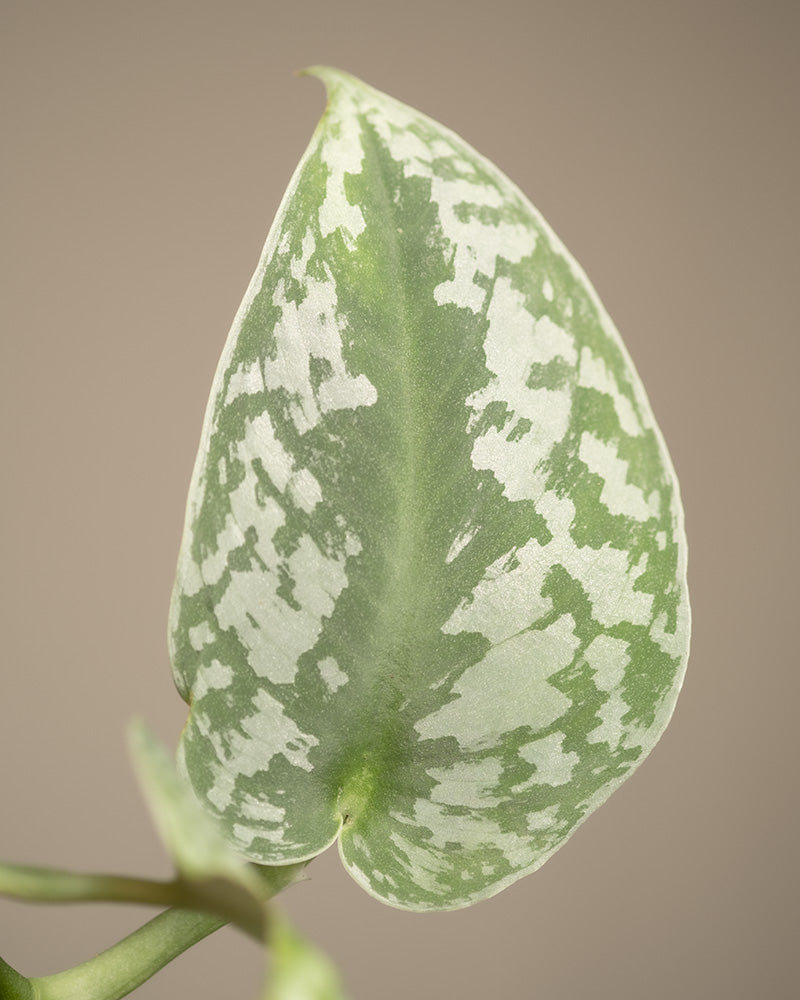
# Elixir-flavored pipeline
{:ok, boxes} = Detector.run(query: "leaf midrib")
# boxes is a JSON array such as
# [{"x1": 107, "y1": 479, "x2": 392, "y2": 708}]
[{"x1": 358, "y1": 121, "x2": 426, "y2": 636}]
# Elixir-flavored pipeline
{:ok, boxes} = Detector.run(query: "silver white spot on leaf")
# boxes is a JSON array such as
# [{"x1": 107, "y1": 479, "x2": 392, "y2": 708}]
[
  {"x1": 318, "y1": 656, "x2": 349, "y2": 693},
  {"x1": 578, "y1": 431, "x2": 660, "y2": 522},
  {"x1": 417, "y1": 615, "x2": 580, "y2": 748}
]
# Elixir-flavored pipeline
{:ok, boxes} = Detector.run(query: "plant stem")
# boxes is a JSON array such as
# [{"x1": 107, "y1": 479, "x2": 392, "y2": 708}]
[
  {"x1": 0, "y1": 863, "x2": 184, "y2": 908},
  {"x1": 0, "y1": 862, "x2": 268, "y2": 940},
  {"x1": 30, "y1": 908, "x2": 225, "y2": 1000},
  {"x1": 0, "y1": 860, "x2": 308, "y2": 996}
]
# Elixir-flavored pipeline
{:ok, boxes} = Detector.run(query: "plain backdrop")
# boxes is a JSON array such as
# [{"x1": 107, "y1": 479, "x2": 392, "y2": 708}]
[{"x1": 1, "y1": 2, "x2": 797, "y2": 998}]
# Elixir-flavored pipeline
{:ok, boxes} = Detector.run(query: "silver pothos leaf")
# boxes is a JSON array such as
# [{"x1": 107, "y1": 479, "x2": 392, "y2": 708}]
[{"x1": 169, "y1": 68, "x2": 690, "y2": 911}]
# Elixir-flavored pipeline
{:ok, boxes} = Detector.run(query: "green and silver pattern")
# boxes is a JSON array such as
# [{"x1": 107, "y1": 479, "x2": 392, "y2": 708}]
[{"x1": 169, "y1": 68, "x2": 690, "y2": 911}]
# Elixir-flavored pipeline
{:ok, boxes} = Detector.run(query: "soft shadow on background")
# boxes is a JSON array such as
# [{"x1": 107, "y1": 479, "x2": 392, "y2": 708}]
[{"x1": 2, "y1": 2, "x2": 797, "y2": 998}]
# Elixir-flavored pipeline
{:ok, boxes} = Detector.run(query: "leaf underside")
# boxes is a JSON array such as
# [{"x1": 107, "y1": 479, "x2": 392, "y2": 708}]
[{"x1": 169, "y1": 68, "x2": 689, "y2": 911}]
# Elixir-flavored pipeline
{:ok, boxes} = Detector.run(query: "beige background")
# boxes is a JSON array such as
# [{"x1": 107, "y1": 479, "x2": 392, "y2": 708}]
[{"x1": 1, "y1": 2, "x2": 797, "y2": 997}]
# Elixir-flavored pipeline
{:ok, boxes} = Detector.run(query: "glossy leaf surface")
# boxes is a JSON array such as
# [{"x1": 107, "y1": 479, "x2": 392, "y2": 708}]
[{"x1": 169, "y1": 68, "x2": 689, "y2": 911}]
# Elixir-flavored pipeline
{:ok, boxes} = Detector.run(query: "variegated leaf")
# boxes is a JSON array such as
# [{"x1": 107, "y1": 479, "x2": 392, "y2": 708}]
[{"x1": 169, "y1": 68, "x2": 689, "y2": 911}]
